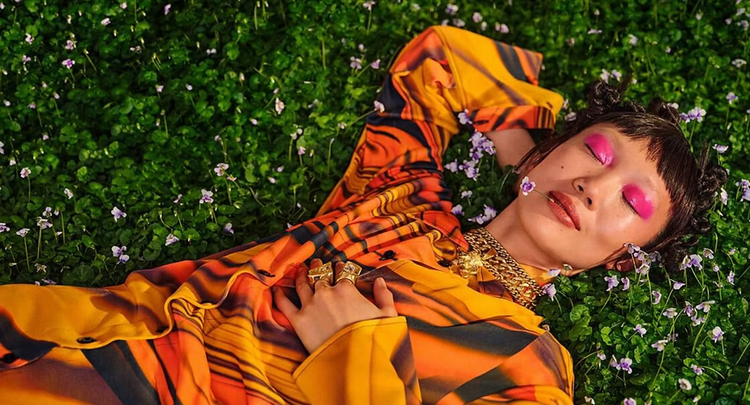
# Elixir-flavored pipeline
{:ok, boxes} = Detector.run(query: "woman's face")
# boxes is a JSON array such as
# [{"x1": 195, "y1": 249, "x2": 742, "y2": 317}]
[{"x1": 514, "y1": 123, "x2": 672, "y2": 270}]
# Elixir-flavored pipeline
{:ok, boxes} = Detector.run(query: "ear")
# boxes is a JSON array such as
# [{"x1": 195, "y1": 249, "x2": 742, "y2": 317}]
[{"x1": 605, "y1": 258, "x2": 636, "y2": 273}]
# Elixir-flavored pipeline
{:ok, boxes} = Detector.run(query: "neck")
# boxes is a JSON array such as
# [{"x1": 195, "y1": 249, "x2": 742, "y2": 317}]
[{"x1": 484, "y1": 202, "x2": 559, "y2": 271}]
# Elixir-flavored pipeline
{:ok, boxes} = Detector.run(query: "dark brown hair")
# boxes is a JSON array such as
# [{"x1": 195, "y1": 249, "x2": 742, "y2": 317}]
[{"x1": 517, "y1": 80, "x2": 728, "y2": 272}]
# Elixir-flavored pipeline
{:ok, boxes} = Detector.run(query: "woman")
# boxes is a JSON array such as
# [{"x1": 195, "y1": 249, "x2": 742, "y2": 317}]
[{"x1": 0, "y1": 25, "x2": 725, "y2": 404}]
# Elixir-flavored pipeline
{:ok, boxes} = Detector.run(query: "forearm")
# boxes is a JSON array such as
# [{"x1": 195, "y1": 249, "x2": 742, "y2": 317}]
[{"x1": 484, "y1": 128, "x2": 536, "y2": 168}]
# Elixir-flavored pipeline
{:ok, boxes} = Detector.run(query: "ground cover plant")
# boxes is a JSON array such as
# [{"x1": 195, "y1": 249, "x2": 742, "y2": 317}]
[{"x1": 1, "y1": 0, "x2": 749, "y2": 403}]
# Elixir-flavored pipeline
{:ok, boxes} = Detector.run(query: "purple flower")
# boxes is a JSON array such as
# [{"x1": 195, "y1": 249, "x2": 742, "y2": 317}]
[
  {"x1": 702, "y1": 248, "x2": 715, "y2": 259},
  {"x1": 604, "y1": 275, "x2": 619, "y2": 291},
  {"x1": 625, "y1": 243, "x2": 641, "y2": 255},
  {"x1": 0, "y1": 223, "x2": 9, "y2": 233},
  {"x1": 297, "y1": 146, "x2": 306, "y2": 156},
  {"x1": 274, "y1": 98, "x2": 285, "y2": 114},
  {"x1": 350, "y1": 56, "x2": 363, "y2": 69},
  {"x1": 165, "y1": 233, "x2": 179, "y2": 246},
  {"x1": 214, "y1": 163, "x2": 229, "y2": 177},
  {"x1": 451, "y1": 204, "x2": 464, "y2": 216},
  {"x1": 268, "y1": 177, "x2": 276, "y2": 184},
  {"x1": 460, "y1": 190, "x2": 472, "y2": 199},
  {"x1": 472, "y1": 12, "x2": 482, "y2": 22},
  {"x1": 185, "y1": 84, "x2": 193, "y2": 91},
  {"x1": 62, "y1": 58, "x2": 75, "y2": 69},
  {"x1": 164, "y1": 4, "x2": 171, "y2": 14},
  {"x1": 634, "y1": 324, "x2": 647, "y2": 337},
  {"x1": 729, "y1": 248, "x2": 737, "y2": 255},
  {"x1": 652, "y1": 339, "x2": 668, "y2": 351},
  {"x1": 112, "y1": 245, "x2": 127, "y2": 257},
  {"x1": 444, "y1": 160, "x2": 458, "y2": 173},
  {"x1": 547, "y1": 268, "x2": 561, "y2": 277},
  {"x1": 224, "y1": 223, "x2": 234, "y2": 234},
  {"x1": 446, "y1": 4, "x2": 458, "y2": 15},
  {"x1": 663, "y1": 308, "x2": 678, "y2": 319},
  {"x1": 173, "y1": 194, "x2": 183, "y2": 204},
  {"x1": 681, "y1": 254, "x2": 703, "y2": 270},
  {"x1": 101, "y1": 18, "x2": 111, "y2": 26},
  {"x1": 545, "y1": 284, "x2": 556, "y2": 300},
  {"x1": 728, "y1": 271, "x2": 735, "y2": 285},
  {"x1": 199, "y1": 189, "x2": 214, "y2": 204},
  {"x1": 711, "y1": 326, "x2": 724, "y2": 342},
  {"x1": 673, "y1": 281, "x2": 685, "y2": 290},
  {"x1": 16, "y1": 228, "x2": 30, "y2": 237},
  {"x1": 20, "y1": 167, "x2": 31, "y2": 178},
  {"x1": 121, "y1": 2, "x2": 127, "y2": 9},
  {"x1": 25, "y1": 33, "x2": 34, "y2": 44},
  {"x1": 111, "y1": 206, "x2": 127, "y2": 222},
  {"x1": 496, "y1": 23, "x2": 509, "y2": 33},
  {"x1": 691, "y1": 364, "x2": 704, "y2": 375},
  {"x1": 374, "y1": 100, "x2": 385, "y2": 113},
  {"x1": 520, "y1": 176, "x2": 536, "y2": 196},
  {"x1": 727, "y1": 92, "x2": 739, "y2": 104},
  {"x1": 64, "y1": 188, "x2": 74, "y2": 199},
  {"x1": 65, "y1": 39, "x2": 76, "y2": 50},
  {"x1": 363, "y1": 0, "x2": 375, "y2": 11},
  {"x1": 652, "y1": 290, "x2": 662, "y2": 305},
  {"x1": 628, "y1": 34, "x2": 638, "y2": 46},
  {"x1": 622, "y1": 277, "x2": 631, "y2": 291},
  {"x1": 618, "y1": 357, "x2": 633, "y2": 374},
  {"x1": 678, "y1": 378, "x2": 692, "y2": 390},
  {"x1": 696, "y1": 300, "x2": 715, "y2": 313},
  {"x1": 36, "y1": 217, "x2": 51, "y2": 230},
  {"x1": 623, "y1": 399, "x2": 636, "y2": 405},
  {"x1": 22, "y1": 55, "x2": 31, "y2": 64},
  {"x1": 156, "y1": 85, "x2": 164, "y2": 93},
  {"x1": 370, "y1": 59, "x2": 381, "y2": 69}
]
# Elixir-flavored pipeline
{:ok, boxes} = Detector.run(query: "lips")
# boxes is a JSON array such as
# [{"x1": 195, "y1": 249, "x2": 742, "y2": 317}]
[{"x1": 548, "y1": 191, "x2": 581, "y2": 231}]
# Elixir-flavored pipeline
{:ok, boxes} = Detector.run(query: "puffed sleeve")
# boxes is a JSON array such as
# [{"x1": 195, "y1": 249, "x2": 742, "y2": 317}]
[{"x1": 317, "y1": 25, "x2": 563, "y2": 215}]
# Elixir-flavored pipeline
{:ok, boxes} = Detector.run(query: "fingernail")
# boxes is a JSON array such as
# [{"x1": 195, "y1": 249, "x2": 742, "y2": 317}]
[{"x1": 377, "y1": 277, "x2": 386, "y2": 286}]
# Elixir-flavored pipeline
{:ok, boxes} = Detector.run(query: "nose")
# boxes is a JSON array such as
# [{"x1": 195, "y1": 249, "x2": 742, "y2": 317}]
[{"x1": 572, "y1": 178, "x2": 595, "y2": 208}]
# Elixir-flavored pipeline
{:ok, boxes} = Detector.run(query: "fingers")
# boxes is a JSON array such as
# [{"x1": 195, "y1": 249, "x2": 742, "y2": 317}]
[
  {"x1": 372, "y1": 277, "x2": 398, "y2": 317},
  {"x1": 273, "y1": 286, "x2": 299, "y2": 319},
  {"x1": 295, "y1": 263, "x2": 314, "y2": 304}
]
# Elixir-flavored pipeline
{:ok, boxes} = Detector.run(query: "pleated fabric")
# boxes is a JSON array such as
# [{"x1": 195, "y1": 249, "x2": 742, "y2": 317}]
[{"x1": 0, "y1": 26, "x2": 571, "y2": 404}]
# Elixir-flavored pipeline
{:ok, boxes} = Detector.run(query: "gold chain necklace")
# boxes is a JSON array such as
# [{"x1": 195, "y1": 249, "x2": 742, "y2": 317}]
[{"x1": 451, "y1": 227, "x2": 543, "y2": 311}]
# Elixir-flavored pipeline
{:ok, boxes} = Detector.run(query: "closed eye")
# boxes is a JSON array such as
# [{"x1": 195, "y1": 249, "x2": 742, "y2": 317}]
[
  {"x1": 622, "y1": 193, "x2": 638, "y2": 215},
  {"x1": 585, "y1": 145, "x2": 602, "y2": 164}
]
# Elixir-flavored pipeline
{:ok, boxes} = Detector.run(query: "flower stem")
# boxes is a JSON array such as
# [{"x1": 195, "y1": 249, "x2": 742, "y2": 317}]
[
  {"x1": 23, "y1": 238, "x2": 30, "y2": 273},
  {"x1": 26, "y1": 177, "x2": 31, "y2": 203},
  {"x1": 36, "y1": 227, "x2": 42, "y2": 260}
]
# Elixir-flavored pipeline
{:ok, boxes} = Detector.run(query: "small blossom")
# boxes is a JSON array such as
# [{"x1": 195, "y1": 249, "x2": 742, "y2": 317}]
[
  {"x1": 349, "y1": 56, "x2": 362, "y2": 69},
  {"x1": 28, "y1": 103, "x2": 36, "y2": 110},
  {"x1": 663, "y1": 308, "x2": 678, "y2": 319},
  {"x1": 622, "y1": 277, "x2": 630, "y2": 291},
  {"x1": 370, "y1": 59, "x2": 381, "y2": 69},
  {"x1": 711, "y1": 326, "x2": 724, "y2": 343},
  {"x1": 118, "y1": 254, "x2": 130, "y2": 263},
  {"x1": 451, "y1": 204, "x2": 464, "y2": 216},
  {"x1": 696, "y1": 300, "x2": 715, "y2": 313},
  {"x1": 275, "y1": 98, "x2": 285, "y2": 114},
  {"x1": 224, "y1": 223, "x2": 234, "y2": 234},
  {"x1": 173, "y1": 194, "x2": 183, "y2": 204},
  {"x1": 63, "y1": 188, "x2": 74, "y2": 199},
  {"x1": 101, "y1": 18, "x2": 111, "y2": 26},
  {"x1": 20, "y1": 167, "x2": 31, "y2": 178},
  {"x1": 111, "y1": 245, "x2": 127, "y2": 257},
  {"x1": 444, "y1": 160, "x2": 459, "y2": 173},
  {"x1": 16, "y1": 228, "x2": 30, "y2": 237},
  {"x1": 268, "y1": 177, "x2": 276, "y2": 184},
  {"x1": 22, "y1": 55, "x2": 31, "y2": 64},
  {"x1": 36, "y1": 217, "x2": 52, "y2": 230},
  {"x1": 35, "y1": 263, "x2": 47, "y2": 273},
  {"x1": 691, "y1": 364, "x2": 704, "y2": 375},
  {"x1": 587, "y1": 28, "x2": 602, "y2": 34},
  {"x1": 702, "y1": 248, "x2": 715, "y2": 259},
  {"x1": 460, "y1": 190, "x2": 473, "y2": 199},
  {"x1": 652, "y1": 290, "x2": 662, "y2": 305},
  {"x1": 727, "y1": 92, "x2": 739, "y2": 104},
  {"x1": 121, "y1": 2, "x2": 127, "y2": 9},
  {"x1": 520, "y1": 176, "x2": 535, "y2": 196},
  {"x1": 673, "y1": 281, "x2": 685, "y2": 290},
  {"x1": 446, "y1": 4, "x2": 458, "y2": 15},
  {"x1": 156, "y1": 85, "x2": 164, "y2": 93},
  {"x1": 634, "y1": 324, "x2": 647, "y2": 337},
  {"x1": 227, "y1": 175, "x2": 236, "y2": 181},
  {"x1": 214, "y1": 163, "x2": 229, "y2": 177},
  {"x1": 496, "y1": 23, "x2": 509, "y2": 33},
  {"x1": 164, "y1": 4, "x2": 171, "y2": 14},
  {"x1": 584, "y1": 397, "x2": 595, "y2": 404},
  {"x1": 628, "y1": 34, "x2": 638, "y2": 46},
  {"x1": 652, "y1": 339, "x2": 668, "y2": 351},
  {"x1": 604, "y1": 275, "x2": 619, "y2": 291},
  {"x1": 547, "y1": 268, "x2": 561, "y2": 277},
  {"x1": 25, "y1": 33, "x2": 34, "y2": 44},
  {"x1": 728, "y1": 271, "x2": 735, "y2": 285},
  {"x1": 65, "y1": 39, "x2": 76, "y2": 50},
  {"x1": 185, "y1": 84, "x2": 193, "y2": 91},
  {"x1": 544, "y1": 284, "x2": 556, "y2": 300},
  {"x1": 363, "y1": 0, "x2": 375, "y2": 10},
  {"x1": 679, "y1": 378, "x2": 692, "y2": 390},
  {"x1": 199, "y1": 189, "x2": 214, "y2": 204},
  {"x1": 62, "y1": 59, "x2": 75, "y2": 69},
  {"x1": 374, "y1": 100, "x2": 385, "y2": 113},
  {"x1": 732, "y1": 58, "x2": 747, "y2": 68},
  {"x1": 297, "y1": 146, "x2": 306, "y2": 156},
  {"x1": 564, "y1": 112, "x2": 577, "y2": 121},
  {"x1": 596, "y1": 352, "x2": 606, "y2": 361},
  {"x1": 622, "y1": 398, "x2": 635, "y2": 405},
  {"x1": 111, "y1": 206, "x2": 127, "y2": 221},
  {"x1": 618, "y1": 357, "x2": 633, "y2": 374},
  {"x1": 165, "y1": 233, "x2": 179, "y2": 246},
  {"x1": 472, "y1": 12, "x2": 482, "y2": 23}
]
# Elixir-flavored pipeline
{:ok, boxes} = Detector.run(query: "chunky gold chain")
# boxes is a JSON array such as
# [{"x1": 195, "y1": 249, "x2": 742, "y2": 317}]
[{"x1": 451, "y1": 227, "x2": 543, "y2": 311}]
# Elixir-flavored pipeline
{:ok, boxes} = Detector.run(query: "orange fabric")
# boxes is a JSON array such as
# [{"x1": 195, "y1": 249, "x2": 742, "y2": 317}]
[{"x1": 0, "y1": 26, "x2": 570, "y2": 404}]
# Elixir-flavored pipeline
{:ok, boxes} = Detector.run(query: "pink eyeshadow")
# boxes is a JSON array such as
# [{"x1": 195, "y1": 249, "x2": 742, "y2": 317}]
[
  {"x1": 584, "y1": 133, "x2": 615, "y2": 166},
  {"x1": 623, "y1": 184, "x2": 654, "y2": 219}
]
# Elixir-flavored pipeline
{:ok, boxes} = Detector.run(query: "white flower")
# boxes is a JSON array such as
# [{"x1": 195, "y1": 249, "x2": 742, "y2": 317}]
[
  {"x1": 374, "y1": 100, "x2": 385, "y2": 113},
  {"x1": 274, "y1": 98, "x2": 285, "y2": 114},
  {"x1": 678, "y1": 378, "x2": 692, "y2": 390}
]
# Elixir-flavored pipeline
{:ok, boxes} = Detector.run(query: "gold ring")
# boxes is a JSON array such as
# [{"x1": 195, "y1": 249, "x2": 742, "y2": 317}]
[
  {"x1": 307, "y1": 262, "x2": 334, "y2": 288},
  {"x1": 335, "y1": 261, "x2": 362, "y2": 285}
]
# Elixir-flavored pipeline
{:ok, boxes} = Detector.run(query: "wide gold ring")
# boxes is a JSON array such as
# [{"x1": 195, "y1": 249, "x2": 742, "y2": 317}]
[
  {"x1": 335, "y1": 261, "x2": 362, "y2": 285},
  {"x1": 307, "y1": 262, "x2": 334, "y2": 288}
]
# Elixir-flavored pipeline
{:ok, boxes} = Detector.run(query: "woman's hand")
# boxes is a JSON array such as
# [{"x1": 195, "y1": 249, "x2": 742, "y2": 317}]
[{"x1": 273, "y1": 259, "x2": 398, "y2": 354}]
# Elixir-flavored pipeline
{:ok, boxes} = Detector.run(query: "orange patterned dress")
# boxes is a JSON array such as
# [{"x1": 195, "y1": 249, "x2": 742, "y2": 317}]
[{"x1": 0, "y1": 26, "x2": 571, "y2": 404}]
